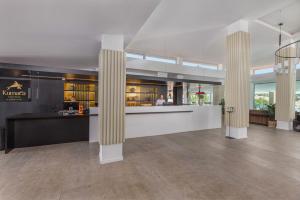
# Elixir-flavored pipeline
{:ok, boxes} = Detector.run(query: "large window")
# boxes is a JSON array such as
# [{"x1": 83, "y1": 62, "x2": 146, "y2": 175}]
[
  {"x1": 187, "y1": 83, "x2": 213, "y2": 105},
  {"x1": 182, "y1": 61, "x2": 218, "y2": 70},
  {"x1": 254, "y1": 81, "x2": 300, "y2": 111},
  {"x1": 254, "y1": 83, "x2": 276, "y2": 110},
  {"x1": 126, "y1": 53, "x2": 143, "y2": 60},
  {"x1": 254, "y1": 68, "x2": 273, "y2": 75},
  {"x1": 295, "y1": 81, "x2": 300, "y2": 112},
  {"x1": 145, "y1": 56, "x2": 176, "y2": 64}
]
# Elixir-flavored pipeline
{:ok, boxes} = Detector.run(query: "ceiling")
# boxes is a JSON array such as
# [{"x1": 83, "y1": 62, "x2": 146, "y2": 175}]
[
  {"x1": 0, "y1": 0, "x2": 161, "y2": 69},
  {"x1": 0, "y1": 0, "x2": 299, "y2": 69},
  {"x1": 260, "y1": 0, "x2": 300, "y2": 35},
  {"x1": 127, "y1": 0, "x2": 299, "y2": 67}
]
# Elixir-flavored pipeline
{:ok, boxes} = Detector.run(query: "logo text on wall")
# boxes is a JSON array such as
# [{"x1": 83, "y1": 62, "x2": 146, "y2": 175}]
[{"x1": 0, "y1": 80, "x2": 31, "y2": 102}]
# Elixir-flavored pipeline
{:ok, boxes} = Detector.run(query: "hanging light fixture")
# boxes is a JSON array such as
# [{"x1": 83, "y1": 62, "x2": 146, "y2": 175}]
[
  {"x1": 274, "y1": 23, "x2": 288, "y2": 74},
  {"x1": 278, "y1": 22, "x2": 283, "y2": 47},
  {"x1": 274, "y1": 22, "x2": 300, "y2": 74}
]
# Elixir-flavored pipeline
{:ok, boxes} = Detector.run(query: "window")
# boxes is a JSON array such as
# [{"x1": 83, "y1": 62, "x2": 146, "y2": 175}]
[
  {"x1": 295, "y1": 81, "x2": 300, "y2": 112},
  {"x1": 254, "y1": 83, "x2": 276, "y2": 110},
  {"x1": 182, "y1": 61, "x2": 198, "y2": 67},
  {"x1": 145, "y1": 56, "x2": 176, "y2": 64},
  {"x1": 253, "y1": 81, "x2": 300, "y2": 111},
  {"x1": 182, "y1": 61, "x2": 218, "y2": 70},
  {"x1": 296, "y1": 64, "x2": 300, "y2": 69},
  {"x1": 254, "y1": 68, "x2": 273, "y2": 75},
  {"x1": 198, "y1": 64, "x2": 218, "y2": 70},
  {"x1": 187, "y1": 83, "x2": 213, "y2": 105},
  {"x1": 126, "y1": 53, "x2": 143, "y2": 60}
]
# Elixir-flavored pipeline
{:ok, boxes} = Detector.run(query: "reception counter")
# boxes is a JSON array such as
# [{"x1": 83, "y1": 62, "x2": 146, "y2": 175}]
[
  {"x1": 6, "y1": 105, "x2": 221, "y2": 151},
  {"x1": 6, "y1": 113, "x2": 89, "y2": 151},
  {"x1": 89, "y1": 105, "x2": 222, "y2": 142}
]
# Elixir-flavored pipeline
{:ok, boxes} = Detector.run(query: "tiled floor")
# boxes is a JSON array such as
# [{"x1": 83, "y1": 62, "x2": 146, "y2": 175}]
[{"x1": 1, "y1": 125, "x2": 300, "y2": 200}]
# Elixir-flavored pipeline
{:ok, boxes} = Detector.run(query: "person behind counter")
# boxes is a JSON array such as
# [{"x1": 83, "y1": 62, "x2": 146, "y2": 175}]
[{"x1": 156, "y1": 94, "x2": 166, "y2": 106}]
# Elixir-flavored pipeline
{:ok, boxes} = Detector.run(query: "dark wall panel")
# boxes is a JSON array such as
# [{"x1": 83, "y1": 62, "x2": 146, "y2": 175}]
[{"x1": 0, "y1": 79, "x2": 64, "y2": 127}]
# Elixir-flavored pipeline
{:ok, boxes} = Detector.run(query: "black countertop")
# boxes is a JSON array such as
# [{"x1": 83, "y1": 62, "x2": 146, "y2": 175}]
[{"x1": 7, "y1": 113, "x2": 92, "y2": 120}]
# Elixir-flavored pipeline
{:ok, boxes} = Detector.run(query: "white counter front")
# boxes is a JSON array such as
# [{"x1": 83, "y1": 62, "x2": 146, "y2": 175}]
[
  {"x1": 126, "y1": 105, "x2": 221, "y2": 138},
  {"x1": 89, "y1": 105, "x2": 221, "y2": 142}
]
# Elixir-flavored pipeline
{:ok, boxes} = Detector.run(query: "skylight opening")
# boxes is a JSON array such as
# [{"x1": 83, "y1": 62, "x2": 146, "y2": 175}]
[
  {"x1": 126, "y1": 53, "x2": 143, "y2": 60},
  {"x1": 145, "y1": 56, "x2": 176, "y2": 64},
  {"x1": 183, "y1": 61, "x2": 218, "y2": 70},
  {"x1": 182, "y1": 61, "x2": 198, "y2": 67},
  {"x1": 198, "y1": 64, "x2": 218, "y2": 70},
  {"x1": 254, "y1": 68, "x2": 274, "y2": 75}
]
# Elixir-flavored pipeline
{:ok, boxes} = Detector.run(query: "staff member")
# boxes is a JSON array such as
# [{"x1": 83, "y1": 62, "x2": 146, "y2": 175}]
[{"x1": 156, "y1": 94, "x2": 166, "y2": 106}]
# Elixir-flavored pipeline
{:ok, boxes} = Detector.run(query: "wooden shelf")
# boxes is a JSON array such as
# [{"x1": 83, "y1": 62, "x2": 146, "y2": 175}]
[{"x1": 64, "y1": 82, "x2": 98, "y2": 109}]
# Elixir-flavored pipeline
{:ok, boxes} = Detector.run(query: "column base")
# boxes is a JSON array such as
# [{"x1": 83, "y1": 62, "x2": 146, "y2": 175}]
[
  {"x1": 276, "y1": 121, "x2": 293, "y2": 131},
  {"x1": 226, "y1": 126, "x2": 247, "y2": 139},
  {"x1": 99, "y1": 143, "x2": 123, "y2": 164}
]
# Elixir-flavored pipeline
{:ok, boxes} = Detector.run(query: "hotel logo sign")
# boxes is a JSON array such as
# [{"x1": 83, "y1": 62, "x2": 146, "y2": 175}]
[{"x1": 0, "y1": 80, "x2": 31, "y2": 102}]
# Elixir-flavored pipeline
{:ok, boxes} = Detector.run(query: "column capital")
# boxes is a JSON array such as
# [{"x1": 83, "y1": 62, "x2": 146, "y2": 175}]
[
  {"x1": 101, "y1": 34, "x2": 124, "y2": 51},
  {"x1": 227, "y1": 20, "x2": 249, "y2": 35}
]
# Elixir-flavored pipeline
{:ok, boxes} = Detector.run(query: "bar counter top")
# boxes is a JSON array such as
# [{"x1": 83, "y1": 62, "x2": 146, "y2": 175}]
[
  {"x1": 89, "y1": 105, "x2": 201, "y2": 116},
  {"x1": 7, "y1": 113, "x2": 91, "y2": 120}
]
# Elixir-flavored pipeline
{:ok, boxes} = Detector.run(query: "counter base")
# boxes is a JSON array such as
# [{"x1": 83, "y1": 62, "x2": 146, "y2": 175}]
[{"x1": 6, "y1": 114, "x2": 89, "y2": 150}]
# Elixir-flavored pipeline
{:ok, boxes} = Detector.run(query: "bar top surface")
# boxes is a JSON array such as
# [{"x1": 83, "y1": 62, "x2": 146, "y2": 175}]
[{"x1": 7, "y1": 113, "x2": 90, "y2": 120}]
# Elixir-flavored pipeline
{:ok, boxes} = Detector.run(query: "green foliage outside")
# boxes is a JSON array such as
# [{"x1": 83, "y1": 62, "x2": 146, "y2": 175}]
[
  {"x1": 190, "y1": 94, "x2": 198, "y2": 104},
  {"x1": 203, "y1": 94, "x2": 209, "y2": 102},
  {"x1": 189, "y1": 94, "x2": 210, "y2": 104},
  {"x1": 254, "y1": 97, "x2": 268, "y2": 110}
]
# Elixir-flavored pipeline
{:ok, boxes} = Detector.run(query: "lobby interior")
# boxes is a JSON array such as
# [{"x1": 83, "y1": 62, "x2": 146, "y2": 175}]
[{"x1": 1, "y1": 0, "x2": 300, "y2": 199}]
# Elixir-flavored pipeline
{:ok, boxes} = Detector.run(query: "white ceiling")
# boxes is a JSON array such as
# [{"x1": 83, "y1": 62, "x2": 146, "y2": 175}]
[
  {"x1": 0, "y1": 0, "x2": 161, "y2": 69},
  {"x1": 259, "y1": 0, "x2": 300, "y2": 35},
  {"x1": 127, "y1": 0, "x2": 299, "y2": 67},
  {"x1": 0, "y1": 0, "x2": 299, "y2": 69}
]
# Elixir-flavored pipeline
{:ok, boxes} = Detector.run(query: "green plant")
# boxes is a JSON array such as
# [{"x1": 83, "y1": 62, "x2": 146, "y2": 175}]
[
  {"x1": 254, "y1": 97, "x2": 268, "y2": 110},
  {"x1": 266, "y1": 104, "x2": 275, "y2": 120},
  {"x1": 219, "y1": 98, "x2": 225, "y2": 114},
  {"x1": 190, "y1": 94, "x2": 198, "y2": 104}
]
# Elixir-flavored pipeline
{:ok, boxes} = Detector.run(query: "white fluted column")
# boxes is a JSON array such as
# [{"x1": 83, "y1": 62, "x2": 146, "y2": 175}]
[
  {"x1": 275, "y1": 47, "x2": 296, "y2": 130},
  {"x1": 99, "y1": 34, "x2": 125, "y2": 164},
  {"x1": 224, "y1": 20, "x2": 250, "y2": 139}
]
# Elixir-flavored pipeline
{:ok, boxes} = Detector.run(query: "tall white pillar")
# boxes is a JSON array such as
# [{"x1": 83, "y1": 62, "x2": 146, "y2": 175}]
[
  {"x1": 225, "y1": 20, "x2": 250, "y2": 139},
  {"x1": 275, "y1": 46, "x2": 296, "y2": 130},
  {"x1": 99, "y1": 34, "x2": 125, "y2": 164}
]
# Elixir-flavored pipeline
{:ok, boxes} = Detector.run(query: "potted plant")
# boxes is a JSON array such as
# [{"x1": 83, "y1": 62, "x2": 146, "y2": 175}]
[
  {"x1": 219, "y1": 98, "x2": 225, "y2": 114},
  {"x1": 267, "y1": 104, "x2": 276, "y2": 128}
]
